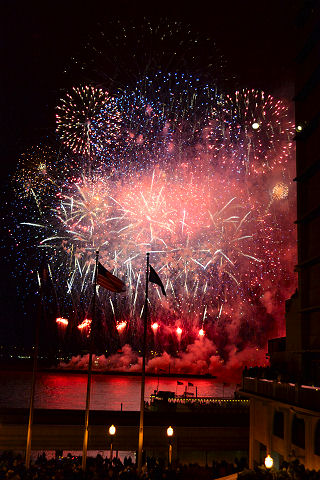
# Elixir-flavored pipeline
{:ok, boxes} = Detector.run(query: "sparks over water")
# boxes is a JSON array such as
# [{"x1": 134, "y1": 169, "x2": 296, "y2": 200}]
[{"x1": 10, "y1": 73, "x2": 296, "y2": 379}]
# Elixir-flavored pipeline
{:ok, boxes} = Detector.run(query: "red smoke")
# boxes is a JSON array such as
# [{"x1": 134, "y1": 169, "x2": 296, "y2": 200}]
[{"x1": 60, "y1": 339, "x2": 268, "y2": 383}]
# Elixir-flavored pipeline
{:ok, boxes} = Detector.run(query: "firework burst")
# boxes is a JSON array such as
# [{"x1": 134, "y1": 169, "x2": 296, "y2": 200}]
[
  {"x1": 56, "y1": 85, "x2": 121, "y2": 157},
  {"x1": 13, "y1": 145, "x2": 56, "y2": 199},
  {"x1": 224, "y1": 89, "x2": 294, "y2": 175},
  {"x1": 10, "y1": 72, "x2": 296, "y2": 364}
]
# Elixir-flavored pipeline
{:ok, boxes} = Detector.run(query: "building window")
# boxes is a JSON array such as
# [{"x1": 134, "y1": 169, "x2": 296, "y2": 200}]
[
  {"x1": 292, "y1": 415, "x2": 305, "y2": 449},
  {"x1": 273, "y1": 411, "x2": 284, "y2": 438},
  {"x1": 314, "y1": 420, "x2": 320, "y2": 455}
]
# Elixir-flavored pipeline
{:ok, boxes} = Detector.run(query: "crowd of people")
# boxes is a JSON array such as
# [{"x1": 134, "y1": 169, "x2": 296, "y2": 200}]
[
  {"x1": 3, "y1": 452, "x2": 320, "y2": 479},
  {"x1": 0, "y1": 451, "x2": 246, "y2": 480},
  {"x1": 240, "y1": 459, "x2": 320, "y2": 479}
]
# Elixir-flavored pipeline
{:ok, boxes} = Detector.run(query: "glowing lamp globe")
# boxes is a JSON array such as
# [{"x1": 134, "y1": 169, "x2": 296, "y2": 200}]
[
  {"x1": 167, "y1": 426, "x2": 174, "y2": 437},
  {"x1": 264, "y1": 454, "x2": 273, "y2": 469},
  {"x1": 176, "y1": 327, "x2": 182, "y2": 335},
  {"x1": 151, "y1": 322, "x2": 159, "y2": 332},
  {"x1": 199, "y1": 328, "x2": 205, "y2": 337},
  {"x1": 296, "y1": 125, "x2": 303, "y2": 132},
  {"x1": 109, "y1": 425, "x2": 116, "y2": 436},
  {"x1": 252, "y1": 122, "x2": 260, "y2": 130}
]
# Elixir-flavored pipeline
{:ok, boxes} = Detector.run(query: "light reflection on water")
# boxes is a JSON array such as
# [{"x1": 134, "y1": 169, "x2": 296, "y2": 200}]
[{"x1": 0, "y1": 371, "x2": 237, "y2": 410}]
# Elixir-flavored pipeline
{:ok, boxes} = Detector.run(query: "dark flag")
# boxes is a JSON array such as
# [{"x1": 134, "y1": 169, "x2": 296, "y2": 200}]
[
  {"x1": 177, "y1": 381, "x2": 183, "y2": 385},
  {"x1": 97, "y1": 262, "x2": 126, "y2": 293},
  {"x1": 149, "y1": 265, "x2": 166, "y2": 296},
  {"x1": 188, "y1": 382, "x2": 194, "y2": 387}
]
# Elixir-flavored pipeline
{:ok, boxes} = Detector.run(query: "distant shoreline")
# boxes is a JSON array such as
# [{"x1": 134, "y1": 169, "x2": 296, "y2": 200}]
[
  {"x1": 41, "y1": 368, "x2": 217, "y2": 379},
  {"x1": 0, "y1": 364, "x2": 216, "y2": 379}
]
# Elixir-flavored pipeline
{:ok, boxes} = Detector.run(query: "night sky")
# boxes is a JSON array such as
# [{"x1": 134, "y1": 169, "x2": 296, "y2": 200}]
[{"x1": 1, "y1": 0, "x2": 299, "y2": 347}]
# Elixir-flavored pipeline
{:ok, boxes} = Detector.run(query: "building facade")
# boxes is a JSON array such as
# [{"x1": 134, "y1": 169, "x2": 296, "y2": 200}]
[{"x1": 241, "y1": 1, "x2": 320, "y2": 470}]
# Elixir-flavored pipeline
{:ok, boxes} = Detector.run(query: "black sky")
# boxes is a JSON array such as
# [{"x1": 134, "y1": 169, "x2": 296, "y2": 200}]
[{"x1": 1, "y1": 0, "x2": 299, "y2": 179}]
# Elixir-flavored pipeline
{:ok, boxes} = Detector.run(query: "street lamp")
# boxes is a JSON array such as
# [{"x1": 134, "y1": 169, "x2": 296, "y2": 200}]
[
  {"x1": 264, "y1": 454, "x2": 273, "y2": 469},
  {"x1": 108, "y1": 424, "x2": 116, "y2": 461},
  {"x1": 167, "y1": 426, "x2": 174, "y2": 467}
]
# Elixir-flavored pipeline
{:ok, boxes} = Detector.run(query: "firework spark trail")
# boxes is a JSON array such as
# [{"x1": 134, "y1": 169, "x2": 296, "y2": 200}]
[{"x1": 11, "y1": 77, "x2": 296, "y2": 371}]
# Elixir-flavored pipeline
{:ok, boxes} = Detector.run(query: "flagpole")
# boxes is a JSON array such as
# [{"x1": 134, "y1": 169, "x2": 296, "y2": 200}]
[
  {"x1": 25, "y1": 271, "x2": 43, "y2": 469},
  {"x1": 82, "y1": 250, "x2": 99, "y2": 471},
  {"x1": 137, "y1": 252, "x2": 149, "y2": 472}
]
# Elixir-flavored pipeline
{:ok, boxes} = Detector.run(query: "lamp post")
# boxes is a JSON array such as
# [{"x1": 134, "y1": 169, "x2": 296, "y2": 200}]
[
  {"x1": 108, "y1": 425, "x2": 116, "y2": 462},
  {"x1": 167, "y1": 426, "x2": 174, "y2": 467},
  {"x1": 265, "y1": 454, "x2": 273, "y2": 470}
]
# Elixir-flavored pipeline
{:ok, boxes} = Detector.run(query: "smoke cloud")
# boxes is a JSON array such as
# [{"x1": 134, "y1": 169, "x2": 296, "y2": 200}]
[{"x1": 60, "y1": 338, "x2": 268, "y2": 383}]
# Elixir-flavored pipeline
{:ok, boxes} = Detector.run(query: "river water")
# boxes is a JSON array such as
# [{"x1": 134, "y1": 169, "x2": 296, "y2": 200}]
[{"x1": 0, "y1": 370, "x2": 237, "y2": 410}]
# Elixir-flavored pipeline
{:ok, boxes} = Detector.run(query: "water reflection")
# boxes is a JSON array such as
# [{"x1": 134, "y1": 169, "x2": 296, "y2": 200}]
[{"x1": 0, "y1": 371, "x2": 236, "y2": 410}]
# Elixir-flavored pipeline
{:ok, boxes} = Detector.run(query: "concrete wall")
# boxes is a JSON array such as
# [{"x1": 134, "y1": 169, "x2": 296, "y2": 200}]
[
  {"x1": 248, "y1": 396, "x2": 320, "y2": 471},
  {"x1": 0, "y1": 424, "x2": 249, "y2": 466},
  {"x1": 0, "y1": 408, "x2": 249, "y2": 466}
]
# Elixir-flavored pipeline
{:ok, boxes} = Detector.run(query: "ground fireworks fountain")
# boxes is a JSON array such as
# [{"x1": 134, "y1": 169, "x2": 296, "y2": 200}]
[{"x1": 10, "y1": 68, "x2": 296, "y2": 379}]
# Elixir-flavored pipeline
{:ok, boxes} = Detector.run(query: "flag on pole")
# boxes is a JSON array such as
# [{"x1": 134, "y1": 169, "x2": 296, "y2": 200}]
[
  {"x1": 149, "y1": 265, "x2": 166, "y2": 296},
  {"x1": 177, "y1": 381, "x2": 183, "y2": 385},
  {"x1": 38, "y1": 257, "x2": 50, "y2": 288},
  {"x1": 188, "y1": 382, "x2": 194, "y2": 387},
  {"x1": 97, "y1": 262, "x2": 126, "y2": 293}
]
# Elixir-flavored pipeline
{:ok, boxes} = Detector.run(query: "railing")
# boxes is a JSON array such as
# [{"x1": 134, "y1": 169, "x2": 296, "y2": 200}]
[
  {"x1": 149, "y1": 396, "x2": 249, "y2": 412},
  {"x1": 168, "y1": 397, "x2": 249, "y2": 406},
  {"x1": 242, "y1": 376, "x2": 320, "y2": 411}
]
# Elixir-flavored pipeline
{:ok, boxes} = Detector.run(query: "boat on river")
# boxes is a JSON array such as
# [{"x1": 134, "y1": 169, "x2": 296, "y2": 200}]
[{"x1": 147, "y1": 389, "x2": 249, "y2": 412}]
